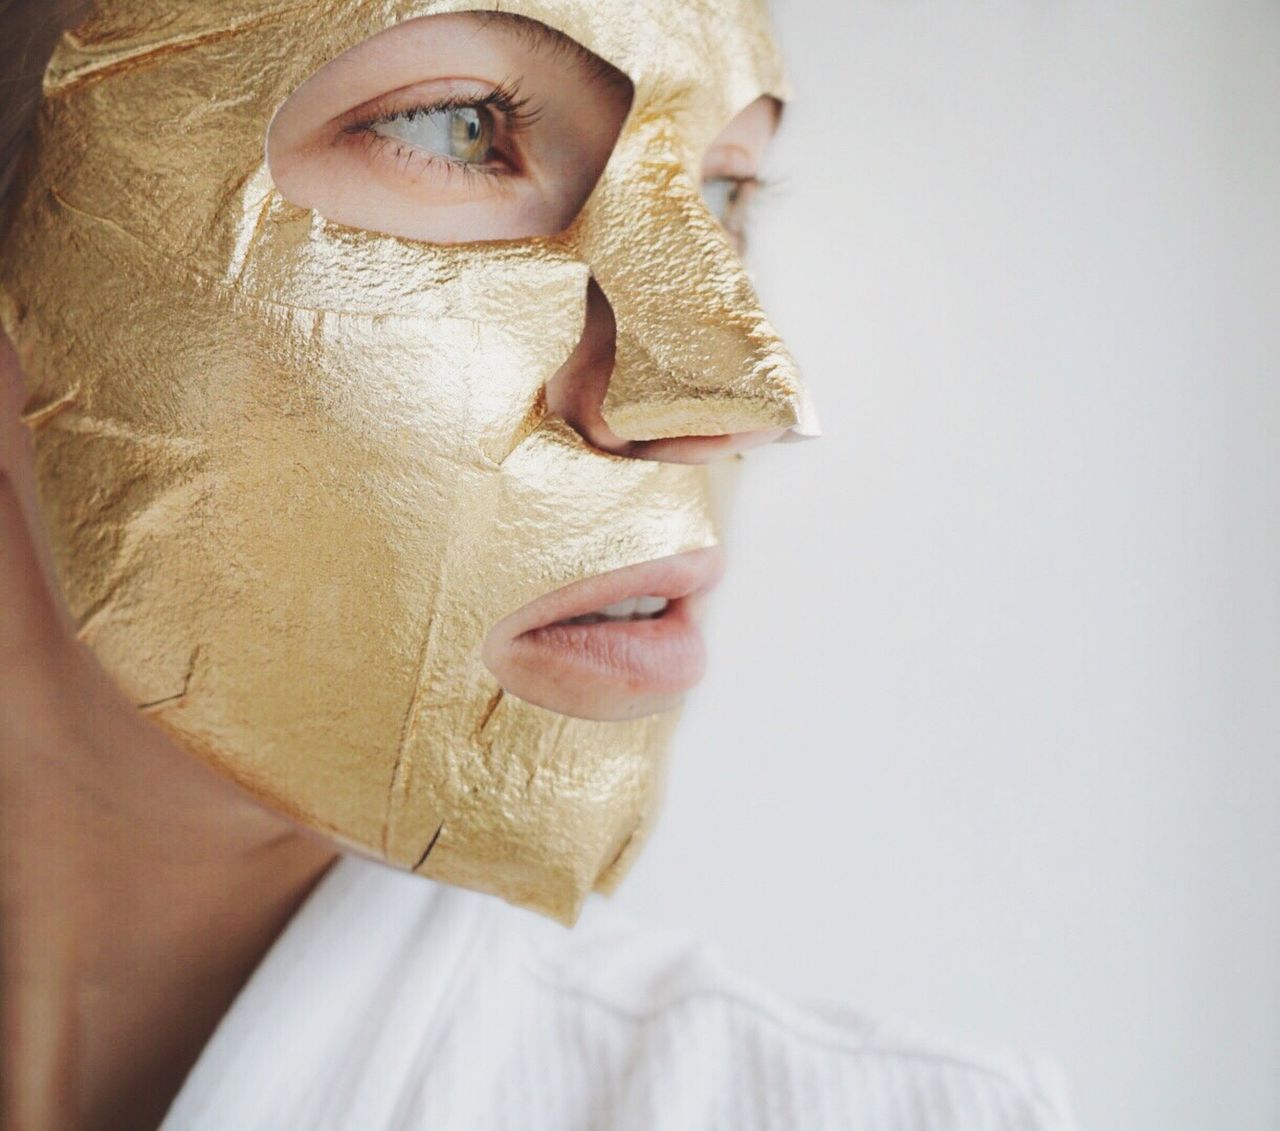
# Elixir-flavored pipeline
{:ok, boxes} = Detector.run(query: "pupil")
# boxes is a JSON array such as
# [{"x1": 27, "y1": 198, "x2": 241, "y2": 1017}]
[{"x1": 450, "y1": 108, "x2": 486, "y2": 159}]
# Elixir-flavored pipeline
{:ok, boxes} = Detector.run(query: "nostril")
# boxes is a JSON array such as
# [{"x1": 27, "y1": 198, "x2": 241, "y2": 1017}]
[
  {"x1": 544, "y1": 278, "x2": 634, "y2": 457},
  {"x1": 629, "y1": 427, "x2": 789, "y2": 466}
]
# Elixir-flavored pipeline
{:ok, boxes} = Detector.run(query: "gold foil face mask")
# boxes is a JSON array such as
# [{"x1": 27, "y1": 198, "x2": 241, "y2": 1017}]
[{"x1": 1, "y1": 0, "x2": 814, "y2": 924}]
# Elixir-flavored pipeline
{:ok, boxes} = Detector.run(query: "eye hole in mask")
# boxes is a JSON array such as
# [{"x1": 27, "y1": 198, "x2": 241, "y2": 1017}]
[
  {"x1": 266, "y1": 11, "x2": 633, "y2": 244},
  {"x1": 266, "y1": 10, "x2": 771, "y2": 251}
]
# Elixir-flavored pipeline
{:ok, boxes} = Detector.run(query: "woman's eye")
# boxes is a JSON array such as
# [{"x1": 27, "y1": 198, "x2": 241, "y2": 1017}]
[
  {"x1": 371, "y1": 104, "x2": 497, "y2": 165},
  {"x1": 701, "y1": 177, "x2": 736, "y2": 223},
  {"x1": 701, "y1": 176, "x2": 760, "y2": 248}
]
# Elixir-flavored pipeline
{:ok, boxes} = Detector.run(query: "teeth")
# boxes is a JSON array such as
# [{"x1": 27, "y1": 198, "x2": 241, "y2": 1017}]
[
  {"x1": 561, "y1": 596, "x2": 670, "y2": 626},
  {"x1": 599, "y1": 598, "x2": 640, "y2": 618}
]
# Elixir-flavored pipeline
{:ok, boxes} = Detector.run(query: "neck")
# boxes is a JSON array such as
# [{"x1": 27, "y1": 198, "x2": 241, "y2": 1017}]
[{"x1": 0, "y1": 664, "x2": 337, "y2": 1131}]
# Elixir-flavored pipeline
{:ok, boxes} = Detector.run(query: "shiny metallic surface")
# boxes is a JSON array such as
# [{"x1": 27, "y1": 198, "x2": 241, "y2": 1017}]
[{"x1": 0, "y1": 0, "x2": 811, "y2": 924}]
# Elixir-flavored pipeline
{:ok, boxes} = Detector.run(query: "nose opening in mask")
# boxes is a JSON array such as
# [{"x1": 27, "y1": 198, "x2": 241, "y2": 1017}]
[
  {"x1": 559, "y1": 121, "x2": 817, "y2": 449},
  {"x1": 544, "y1": 271, "x2": 812, "y2": 466}
]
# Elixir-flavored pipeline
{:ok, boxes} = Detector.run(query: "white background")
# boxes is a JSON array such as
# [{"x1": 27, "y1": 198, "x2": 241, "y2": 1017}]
[{"x1": 614, "y1": 4, "x2": 1280, "y2": 1131}]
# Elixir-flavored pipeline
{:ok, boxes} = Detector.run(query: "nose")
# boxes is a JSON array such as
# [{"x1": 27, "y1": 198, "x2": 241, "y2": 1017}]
[
  {"x1": 546, "y1": 142, "x2": 817, "y2": 466},
  {"x1": 545, "y1": 279, "x2": 793, "y2": 465}
]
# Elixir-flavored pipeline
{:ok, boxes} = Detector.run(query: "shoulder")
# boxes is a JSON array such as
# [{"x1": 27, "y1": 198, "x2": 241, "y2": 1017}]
[
  {"x1": 510, "y1": 892, "x2": 1080, "y2": 1131},
  {"x1": 164, "y1": 854, "x2": 1080, "y2": 1131}
]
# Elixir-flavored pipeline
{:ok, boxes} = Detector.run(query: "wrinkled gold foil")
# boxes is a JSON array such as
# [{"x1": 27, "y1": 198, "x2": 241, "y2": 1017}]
[{"x1": 0, "y1": 0, "x2": 813, "y2": 925}]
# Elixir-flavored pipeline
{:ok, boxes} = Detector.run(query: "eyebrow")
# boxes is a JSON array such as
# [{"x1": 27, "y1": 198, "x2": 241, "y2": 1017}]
[{"x1": 476, "y1": 11, "x2": 631, "y2": 92}]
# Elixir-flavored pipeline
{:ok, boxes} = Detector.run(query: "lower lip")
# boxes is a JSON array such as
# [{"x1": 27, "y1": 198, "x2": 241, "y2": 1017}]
[{"x1": 510, "y1": 596, "x2": 707, "y2": 698}]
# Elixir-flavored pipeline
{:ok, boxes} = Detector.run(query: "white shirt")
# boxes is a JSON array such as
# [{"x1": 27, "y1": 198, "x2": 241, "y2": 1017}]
[{"x1": 161, "y1": 853, "x2": 1079, "y2": 1130}]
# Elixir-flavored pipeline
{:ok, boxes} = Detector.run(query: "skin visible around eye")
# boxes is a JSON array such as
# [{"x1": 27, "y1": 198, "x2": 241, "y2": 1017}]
[{"x1": 267, "y1": 14, "x2": 633, "y2": 242}]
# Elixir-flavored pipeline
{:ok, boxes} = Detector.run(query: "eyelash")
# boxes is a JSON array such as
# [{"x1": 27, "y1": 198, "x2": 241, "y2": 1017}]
[{"x1": 340, "y1": 78, "x2": 542, "y2": 185}]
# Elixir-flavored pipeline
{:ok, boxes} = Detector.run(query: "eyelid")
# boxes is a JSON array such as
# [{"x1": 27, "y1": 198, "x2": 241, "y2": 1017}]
[
  {"x1": 702, "y1": 173, "x2": 765, "y2": 211},
  {"x1": 334, "y1": 77, "x2": 540, "y2": 143},
  {"x1": 703, "y1": 142, "x2": 760, "y2": 182}
]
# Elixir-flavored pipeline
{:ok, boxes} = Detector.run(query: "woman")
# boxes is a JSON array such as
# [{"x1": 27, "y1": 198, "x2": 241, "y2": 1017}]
[{"x1": 0, "y1": 2, "x2": 1077, "y2": 1128}]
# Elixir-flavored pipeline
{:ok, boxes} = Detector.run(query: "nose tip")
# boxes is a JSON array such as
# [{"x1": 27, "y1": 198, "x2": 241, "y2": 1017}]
[
  {"x1": 598, "y1": 261, "x2": 817, "y2": 448},
  {"x1": 578, "y1": 148, "x2": 816, "y2": 453},
  {"x1": 547, "y1": 280, "x2": 798, "y2": 465}
]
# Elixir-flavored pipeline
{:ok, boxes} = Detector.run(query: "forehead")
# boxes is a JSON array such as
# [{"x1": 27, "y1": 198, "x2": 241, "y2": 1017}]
[{"x1": 51, "y1": 0, "x2": 788, "y2": 120}]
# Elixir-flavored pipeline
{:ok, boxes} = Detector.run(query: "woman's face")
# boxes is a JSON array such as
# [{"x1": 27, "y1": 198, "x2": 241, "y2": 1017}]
[
  {"x1": 1, "y1": 0, "x2": 813, "y2": 923},
  {"x1": 266, "y1": 13, "x2": 786, "y2": 721}
]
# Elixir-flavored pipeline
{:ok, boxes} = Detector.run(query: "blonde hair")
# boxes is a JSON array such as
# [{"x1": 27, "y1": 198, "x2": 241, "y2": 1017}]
[{"x1": 0, "y1": 0, "x2": 87, "y2": 211}]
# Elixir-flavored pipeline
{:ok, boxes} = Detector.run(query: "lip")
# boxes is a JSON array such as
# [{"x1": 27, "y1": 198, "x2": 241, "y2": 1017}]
[{"x1": 482, "y1": 546, "x2": 725, "y2": 721}]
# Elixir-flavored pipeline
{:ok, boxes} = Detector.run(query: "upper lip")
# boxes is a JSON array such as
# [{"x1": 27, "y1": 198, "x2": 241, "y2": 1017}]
[{"x1": 491, "y1": 546, "x2": 725, "y2": 641}]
